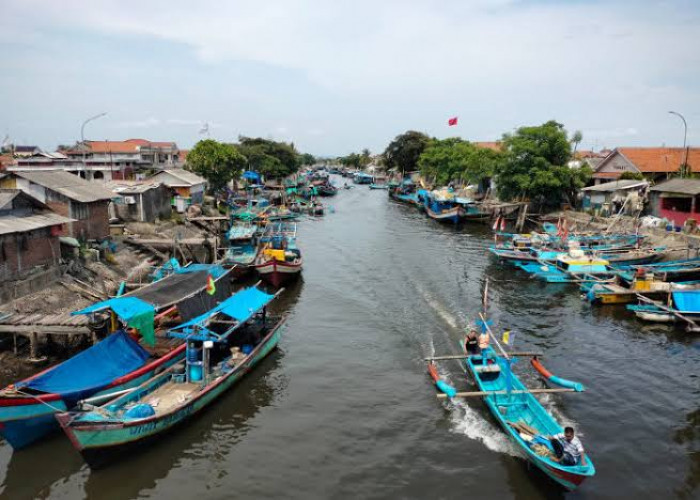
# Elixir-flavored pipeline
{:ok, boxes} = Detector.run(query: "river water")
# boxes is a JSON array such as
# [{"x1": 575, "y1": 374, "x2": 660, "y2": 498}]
[{"x1": 1, "y1": 179, "x2": 698, "y2": 499}]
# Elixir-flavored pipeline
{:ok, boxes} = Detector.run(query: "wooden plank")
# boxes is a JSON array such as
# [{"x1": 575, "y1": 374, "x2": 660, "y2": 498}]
[
  {"x1": 0, "y1": 325, "x2": 92, "y2": 334},
  {"x1": 426, "y1": 352, "x2": 543, "y2": 361},
  {"x1": 436, "y1": 388, "x2": 577, "y2": 399}
]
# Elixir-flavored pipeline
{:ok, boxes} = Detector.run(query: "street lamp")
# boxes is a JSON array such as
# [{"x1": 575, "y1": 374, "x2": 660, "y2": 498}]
[
  {"x1": 80, "y1": 112, "x2": 107, "y2": 178},
  {"x1": 669, "y1": 111, "x2": 688, "y2": 177}
]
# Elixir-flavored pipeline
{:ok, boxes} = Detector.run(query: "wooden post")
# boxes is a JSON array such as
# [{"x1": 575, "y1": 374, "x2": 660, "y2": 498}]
[{"x1": 29, "y1": 331, "x2": 38, "y2": 360}]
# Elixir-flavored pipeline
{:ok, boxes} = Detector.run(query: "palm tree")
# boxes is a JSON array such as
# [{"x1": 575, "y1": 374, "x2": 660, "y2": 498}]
[{"x1": 571, "y1": 130, "x2": 583, "y2": 158}]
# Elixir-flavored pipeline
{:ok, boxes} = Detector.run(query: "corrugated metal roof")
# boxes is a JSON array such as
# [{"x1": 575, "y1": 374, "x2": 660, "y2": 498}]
[
  {"x1": 0, "y1": 190, "x2": 20, "y2": 210},
  {"x1": 650, "y1": 178, "x2": 700, "y2": 195},
  {"x1": 13, "y1": 171, "x2": 115, "y2": 202},
  {"x1": 0, "y1": 211, "x2": 75, "y2": 235},
  {"x1": 152, "y1": 168, "x2": 206, "y2": 186},
  {"x1": 581, "y1": 180, "x2": 649, "y2": 192},
  {"x1": 106, "y1": 181, "x2": 163, "y2": 194}
]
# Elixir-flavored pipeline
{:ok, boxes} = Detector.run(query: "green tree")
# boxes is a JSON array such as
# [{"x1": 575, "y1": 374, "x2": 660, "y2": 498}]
[
  {"x1": 418, "y1": 138, "x2": 504, "y2": 186},
  {"x1": 571, "y1": 130, "x2": 583, "y2": 157},
  {"x1": 619, "y1": 171, "x2": 645, "y2": 180},
  {"x1": 384, "y1": 130, "x2": 430, "y2": 175},
  {"x1": 236, "y1": 137, "x2": 300, "y2": 179},
  {"x1": 495, "y1": 120, "x2": 588, "y2": 208},
  {"x1": 299, "y1": 153, "x2": 316, "y2": 166},
  {"x1": 187, "y1": 139, "x2": 247, "y2": 192}
]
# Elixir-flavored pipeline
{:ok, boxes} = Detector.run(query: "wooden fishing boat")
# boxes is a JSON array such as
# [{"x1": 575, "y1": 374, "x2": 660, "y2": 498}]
[
  {"x1": 56, "y1": 285, "x2": 285, "y2": 468},
  {"x1": 253, "y1": 222, "x2": 302, "y2": 287},
  {"x1": 581, "y1": 272, "x2": 700, "y2": 305},
  {"x1": 0, "y1": 265, "x2": 232, "y2": 449},
  {"x1": 220, "y1": 224, "x2": 261, "y2": 277},
  {"x1": 422, "y1": 189, "x2": 465, "y2": 224},
  {"x1": 615, "y1": 257, "x2": 700, "y2": 283},
  {"x1": 515, "y1": 252, "x2": 616, "y2": 283},
  {"x1": 353, "y1": 172, "x2": 374, "y2": 184},
  {"x1": 627, "y1": 290, "x2": 700, "y2": 331},
  {"x1": 491, "y1": 245, "x2": 666, "y2": 267},
  {"x1": 427, "y1": 336, "x2": 595, "y2": 490},
  {"x1": 369, "y1": 183, "x2": 389, "y2": 190}
]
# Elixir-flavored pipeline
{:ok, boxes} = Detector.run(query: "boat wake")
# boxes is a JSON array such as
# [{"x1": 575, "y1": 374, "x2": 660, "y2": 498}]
[
  {"x1": 428, "y1": 341, "x2": 520, "y2": 458},
  {"x1": 416, "y1": 283, "x2": 462, "y2": 330}
]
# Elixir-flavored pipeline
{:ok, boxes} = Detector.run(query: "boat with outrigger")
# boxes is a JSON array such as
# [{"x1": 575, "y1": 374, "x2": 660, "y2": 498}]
[
  {"x1": 56, "y1": 284, "x2": 285, "y2": 468},
  {"x1": 426, "y1": 311, "x2": 595, "y2": 490}
]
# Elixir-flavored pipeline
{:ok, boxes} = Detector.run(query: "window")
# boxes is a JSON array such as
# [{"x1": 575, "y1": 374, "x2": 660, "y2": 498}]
[
  {"x1": 661, "y1": 197, "x2": 691, "y2": 213},
  {"x1": 72, "y1": 202, "x2": 89, "y2": 220}
]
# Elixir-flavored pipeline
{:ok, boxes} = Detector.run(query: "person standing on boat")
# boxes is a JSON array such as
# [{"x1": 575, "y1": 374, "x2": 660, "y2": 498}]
[
  {"x1": 549, "y1": 427, "x2": 586, "y2": 466},
  {"x1": 478, "y1": 330, "x2": 490, "y2": 355}
]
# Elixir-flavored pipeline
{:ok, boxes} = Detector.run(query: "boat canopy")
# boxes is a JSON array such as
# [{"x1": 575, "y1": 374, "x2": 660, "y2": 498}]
[
  {"x1": 73, "y1": 297, "x2": 156, "y2": 346},
  {"x1": 672, "y1": 290, "x2": 700, "y2": 312},
  {"x1": 17, "y1": 330, "x2": 150, "y2": 398},
  {"x1": 168, "y1": 286, "x2": 277, "y2": 342}
]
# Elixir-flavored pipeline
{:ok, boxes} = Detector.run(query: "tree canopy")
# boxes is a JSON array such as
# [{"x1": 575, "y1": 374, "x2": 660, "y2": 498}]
[
  {"x1": 235, "y1": 137, "x2": 300, "y2": 179},
  {"x1": 494, "y1": 120, "x2": 590, "y2": 207},
  {"x1": 298, "y1": 153, "x2": 316, "y2": 166},
  {"x1": 383, "y1": 130, "x2": 430, "y2": 175},
  {"x1": 187, "y1": 139, "x2": 247, "y2": 192},
  {"x1": 418, "y1": 138, "x2": 504, "y2": 186}
]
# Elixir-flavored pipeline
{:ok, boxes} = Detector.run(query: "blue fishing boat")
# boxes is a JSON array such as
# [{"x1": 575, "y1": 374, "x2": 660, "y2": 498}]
[
  {"x1": 220, "y1": 223, "x2": 261, "y2": 276},
  {"x1": 422, "y1": 189, "x2": 464, "y2": 224},
  {"x1": 0, "y1": 264, "x2": 232, "y2": 449},
  {"x1": 353, "y1": 172, "x2": 374, "y2": 184},
  {"x1": 515, "y1": 252, "x2": 616, "y2": 283},
  {"x1": 614, "y1": 257, "x2": 700, "y2": 282},
  {"x1": 627, "y1": 289, "x2": 700, "y2": 329},
  {"x1": 428, "y1": 336, "x2": 595, "y2": 490},
  {"x1": 491, "y1": 245, "x2": 666, "y2": 267},
  {"x1": 56, "y1": 285, "x2": 285, "y2": 468}
]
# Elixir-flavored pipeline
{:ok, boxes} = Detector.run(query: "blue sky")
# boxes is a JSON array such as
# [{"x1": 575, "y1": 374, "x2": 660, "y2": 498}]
[{"x1": 1, "y1": 0, "x2": 699, "y2": 156}]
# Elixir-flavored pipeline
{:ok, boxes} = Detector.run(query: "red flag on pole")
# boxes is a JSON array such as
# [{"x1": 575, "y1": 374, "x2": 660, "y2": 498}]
[
  {"x1": 500, "y1": 217, "x2": 506, "y2": 232},
  {"x1": 492, "y1": 216, "x2": 500, "y2": 231},
  {"x1": 448, "y1": 117, "x2": 458, "y2": 126}
]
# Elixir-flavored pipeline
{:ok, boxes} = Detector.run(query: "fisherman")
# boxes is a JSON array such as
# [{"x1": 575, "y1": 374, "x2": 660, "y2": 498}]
[
  {"x1": 465, "y1": 329, "x2": 479, "y2": 355},
  {"x1": 549, "y1": 426, "x2": 586, "y2": 466},
  {"x1": 478, "y1": 329, "x2": 490, "y2": 354}
]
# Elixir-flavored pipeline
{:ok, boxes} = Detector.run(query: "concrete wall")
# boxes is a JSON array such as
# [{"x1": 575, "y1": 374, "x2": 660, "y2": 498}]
[{"x1": 112, "y1": 186, "x2": 171, "y2": 222}]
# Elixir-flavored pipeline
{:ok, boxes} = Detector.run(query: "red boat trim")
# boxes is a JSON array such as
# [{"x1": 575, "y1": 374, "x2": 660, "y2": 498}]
[{"x1": 109, "y1": 343, "x2": 186, "y2": 387}]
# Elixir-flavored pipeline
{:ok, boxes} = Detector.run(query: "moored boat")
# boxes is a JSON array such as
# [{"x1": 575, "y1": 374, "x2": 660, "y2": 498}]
[
  {"x1": 56, "y1": 285, "x2": 285, "y2": 468},
  {"x1": 253, "y1": 222, "x2": 302, "y2": 287}
]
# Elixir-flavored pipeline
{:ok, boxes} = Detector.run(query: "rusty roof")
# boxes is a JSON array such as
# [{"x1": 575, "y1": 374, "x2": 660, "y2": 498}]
[
  {"x1": 618, "y1": 147, "x2": 700, "y2": 173},
  {"x1": 0, "y1": 211, "x2": 74, "y2": 235}
]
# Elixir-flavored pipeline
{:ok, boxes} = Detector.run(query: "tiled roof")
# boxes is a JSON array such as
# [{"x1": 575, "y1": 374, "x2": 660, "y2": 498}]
[
  {"x1": 86, "y1": 141, "x2": 140, "y2": 154},
  {"x1": 592, "y1": 172, "x2": 622, "y2": 179},
  {"x1": 13, "y1": 171, "x2": 115, "y2": 202},
  {"x1": 474, "y1": 141, "x2": 502, "y2": 151},
  {"x1": 618, "y1": 147, "x2": 700, "y2": 173}
]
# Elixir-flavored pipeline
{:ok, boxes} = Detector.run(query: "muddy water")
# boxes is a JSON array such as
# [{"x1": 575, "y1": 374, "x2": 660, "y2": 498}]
[{"x1": 0, "y1": 180, "x2": 698, "y2": 499}]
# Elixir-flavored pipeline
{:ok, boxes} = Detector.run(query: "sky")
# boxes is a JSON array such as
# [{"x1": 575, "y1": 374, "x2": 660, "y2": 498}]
[{"x1": 1, "y1": 0, "x2": 699, "y2": 156}]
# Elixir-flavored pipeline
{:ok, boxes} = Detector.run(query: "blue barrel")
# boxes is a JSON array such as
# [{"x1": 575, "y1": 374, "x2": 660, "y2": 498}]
[
  {"x1": 187, "y1": 346, "x2": 202, "y2": 362},
  {"x1": 189, "y1": 363, "x2": 203, "y2": 382}
]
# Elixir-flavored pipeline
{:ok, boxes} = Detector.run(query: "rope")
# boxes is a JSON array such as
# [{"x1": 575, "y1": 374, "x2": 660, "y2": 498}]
[{"x1": 6, "y1": 388, "x2": 66, "y2": 413}]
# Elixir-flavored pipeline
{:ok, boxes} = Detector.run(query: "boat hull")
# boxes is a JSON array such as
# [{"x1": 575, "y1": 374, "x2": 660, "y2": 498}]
[
  {"x1": 425, "y1": 206, "x2": 463, "y2": 224},
  {"x1": 254, "y1": 258, "x2": 302, "y2": 287},
  {"x1": 0, "y1": 345, "x2": 185, "y2": 449},
  {"x1": 57, "y1": 323, "x2": 283, "y2": 469}
]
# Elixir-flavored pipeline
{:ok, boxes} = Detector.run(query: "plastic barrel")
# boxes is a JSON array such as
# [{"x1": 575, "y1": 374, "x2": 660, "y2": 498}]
[
  {"x1": 189, "y1": 363, "x2": 203, "y2": 382},
  {"x1": 187, "y1": 346, "x2": 202, "y2": 362}
]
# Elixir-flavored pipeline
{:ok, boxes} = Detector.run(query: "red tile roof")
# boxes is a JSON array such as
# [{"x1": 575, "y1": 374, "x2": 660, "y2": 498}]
[
  {"x1": 125, "y1": 138, "x2": 150, "y2": 146},
  {"x1": 618, "y1": 147, "x2": 700, "y2": 173},
  {"x1": 86, "y1": 141, "x2": 140, "y2": 154},
  {"x1": 474, "y1": 141, "x2": 502, "y2": 151}
]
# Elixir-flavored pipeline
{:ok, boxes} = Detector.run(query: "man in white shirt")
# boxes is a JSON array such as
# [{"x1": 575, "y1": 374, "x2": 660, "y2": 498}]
[{"x1": 550, "y1": 426, "x2": 586, "y2": 466}]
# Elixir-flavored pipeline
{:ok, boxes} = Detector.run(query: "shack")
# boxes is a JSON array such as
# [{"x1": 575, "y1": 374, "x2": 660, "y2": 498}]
[
  {"x1": 649, "y1": 178, "x2": 700, "y2": 230},
  {"x1": 148, "y1": 169, "x2": 206, "y2": 212},
  {"x1": 0, "y1": 189, "x2": 73, "y2": 282},
  {"x1": 580, "y1": 179, "x2": 648, "y2": 216},
  {"x1": 107, "y1": 181, "x2": 172, "y2": 222},
  {"x1": 1, "y1": 171, "x2": 115, "y2": 240}
]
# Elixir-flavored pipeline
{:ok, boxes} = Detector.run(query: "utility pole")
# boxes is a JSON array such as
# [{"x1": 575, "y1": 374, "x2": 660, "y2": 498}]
[{"x1": 80, "y1": 112, "x2": 107, "y2": 177}]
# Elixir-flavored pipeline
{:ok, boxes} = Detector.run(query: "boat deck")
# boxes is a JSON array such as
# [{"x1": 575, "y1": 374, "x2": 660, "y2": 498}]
[{"x1": 145, "y1": 381, "x2": 201, "y2": 416}]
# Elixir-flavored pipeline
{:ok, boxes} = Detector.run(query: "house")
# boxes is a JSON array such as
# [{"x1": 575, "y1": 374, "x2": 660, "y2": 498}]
[
  {"x1": 0, "y1": 171, "x2": 115, "y2": 240},
  {"x1": 12, "y1": 146, "x2": 41, "y2": 157},
  {"x1": 580, "y1": 179, "x2": 649, "y2": 216},
  {"x1": 11, "y1": 139, "x2": 182, "y2": 181},
  {"x1": 0, "y1": 189, "x2": 74, "y2": 281},
  {"x1": 106, "y1": 181, "x2": 172, "y2": 222},
  {"x1": 148, "y1": 168, "x2": 206, "y2": 212},
  {"x1": 649, "y1": 178, "x2": 700, "y2": 230},
  {"x1": 592, "y1": 147, "x2": 700, "y2": 183}
]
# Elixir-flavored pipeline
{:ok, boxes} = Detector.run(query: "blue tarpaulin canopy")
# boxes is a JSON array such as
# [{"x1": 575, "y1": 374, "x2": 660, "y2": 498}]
[
  {"x1": 17, "y1": 331, "x2": 150, "y2": 400},
  {"x1": 243, "y1": 171, "x2": 261, "y2": 182},
  {"x1": 73, "y1": 297, "x2": 156, "y2": 346},
  {"x1": 672, "y1": 291, "x2": 700, "y2": 312},
  {"x1": 169, "y1": 286, "x2": 275, "y2": 342}
]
